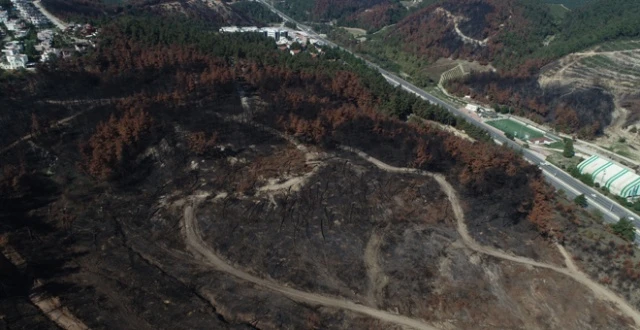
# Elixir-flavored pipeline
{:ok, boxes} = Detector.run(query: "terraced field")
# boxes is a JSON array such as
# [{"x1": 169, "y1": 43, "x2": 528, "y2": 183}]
[
  {"x1": 539, "y1": 40, "x2": 640, "y2": 162},
  {"x1": 540, "y1": 41, "x2": 640, "y2": 93},
  {"x1": 439, "y1": 64, "x2": 467, "y2": 86}
]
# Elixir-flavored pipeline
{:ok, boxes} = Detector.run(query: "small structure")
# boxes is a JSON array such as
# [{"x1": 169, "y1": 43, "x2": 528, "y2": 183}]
[
  {"x1": 40, "y1": 48, "x2": 60, "y2": 62},
  {"x1": 1, "y1": 53, "x2": 28, "y2": 69},
  {"x1": 529, "y1": 137, "x2": 554, "y2": 145},
  {"x1": 465, "y1": 104, "x2": 479, "y2": 112}
]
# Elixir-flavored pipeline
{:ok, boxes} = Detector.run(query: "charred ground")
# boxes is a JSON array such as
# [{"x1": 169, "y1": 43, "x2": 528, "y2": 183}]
[{"x1": 0, "y1": 15, "x2": 639, "y2": 330}]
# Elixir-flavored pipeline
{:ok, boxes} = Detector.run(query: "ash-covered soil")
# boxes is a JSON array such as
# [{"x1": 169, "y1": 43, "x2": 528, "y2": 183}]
[{"x1": 0, "y1": 98, "x2": 636, "y2": 330}]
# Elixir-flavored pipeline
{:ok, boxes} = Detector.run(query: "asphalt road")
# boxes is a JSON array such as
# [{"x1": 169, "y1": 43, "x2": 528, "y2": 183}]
[{"x1": 257, "y1": 0, "x2": 639, "y2": 228}]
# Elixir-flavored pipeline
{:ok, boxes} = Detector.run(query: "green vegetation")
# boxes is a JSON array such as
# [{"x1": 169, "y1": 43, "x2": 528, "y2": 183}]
[
  {"x1": 546, "y1": 152, "x2": 583, "y2": 169},
  {"x1": 486, "y1": 119, "x2": 543, "y2": 140},
  {"x1": 543, "y1": 0, "x2": 596, "y2": 9},
  {"x1": 544, "y1": 0, "x2": 640, "y2": 59},
  {"x1": 598, "y1": 40, "x2": 640, "y2": 52},
  {"x1": 574, "y1": 194, "x2": 588, "y2": 207},
  {"x1": 284, "y1": 21, "x2": 297, "y2": 29},
  {"x1": 568, "y1": 165, "x2": 594, "y2": 186},
  {"x1": 563, "y1": 138, "x2": 575, "y2": 158},
  {"x1": 232, "y1": 1, "x2": 283, "y2": 25},
  {"x1": 610, "y1": 217, "x2": 636, "y2": 241},
  {"x1": 548, "y1": 3, "x2": 569, "y2": 23}
]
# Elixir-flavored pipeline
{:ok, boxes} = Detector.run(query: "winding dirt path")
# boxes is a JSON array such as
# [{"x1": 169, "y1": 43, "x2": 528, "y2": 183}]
[
  {"x1": 364, "y1": 229, "x2": 388, "y2": 307},
  {"x1": 341, "y1": 146, "x2": 640, "y2": 328},
  {"x1": 557, "y1": 243, "x2": 579, "y2": 272},
  {"x1": 182, "y1": 198, "x2": 441, "y2": 330}
]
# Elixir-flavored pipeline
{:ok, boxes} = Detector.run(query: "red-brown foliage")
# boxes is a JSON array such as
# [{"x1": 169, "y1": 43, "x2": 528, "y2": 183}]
[{"x1": 81, "y1": 102, "x2": 155, "y2": 181}]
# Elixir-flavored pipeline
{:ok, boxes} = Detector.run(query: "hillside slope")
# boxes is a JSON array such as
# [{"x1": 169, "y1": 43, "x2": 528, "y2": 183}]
[{"x1": 2, "y1": 15, "x2": 640, "y2": 329}]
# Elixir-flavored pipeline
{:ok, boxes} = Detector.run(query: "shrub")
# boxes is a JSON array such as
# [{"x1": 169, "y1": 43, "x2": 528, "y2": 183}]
[
  {"x1": 610, "y1": 217, "x2": 636, "y2": 242},
  {"x1": 563, "y1": 138, "x2": 575, "y2": 158},
  {"x1": 574, "y1": 194, "x2": 588, "y2": 207}
]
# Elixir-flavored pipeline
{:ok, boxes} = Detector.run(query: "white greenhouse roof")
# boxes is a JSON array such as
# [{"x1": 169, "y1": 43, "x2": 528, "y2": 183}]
[{"x1": 577, "y1": 155, "x2": 640, "y2": 198}]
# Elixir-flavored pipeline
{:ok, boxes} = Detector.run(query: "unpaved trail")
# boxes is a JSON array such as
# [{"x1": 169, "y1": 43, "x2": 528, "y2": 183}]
[
  {"x1": 341, "y1": 146, "x2": 640, "y2": 328},
  {"x1": 557, "y1": 243, "x2": 579, "y2": 272},
  {"x1": 2, "y1": 246, "x2": 89, "y2": 330},
  {"x1": 33, "y1": 0, "x2": 67, "y2": 30},
  {"x1": 182, "y1": 198, "x2": 441, "y2": 330},
  {"x1": 364, "y1": 229, "x2": 388, "y2": 307},
  {"x1": 435, "y1": 8, "x2": 489, "y2": 46}
]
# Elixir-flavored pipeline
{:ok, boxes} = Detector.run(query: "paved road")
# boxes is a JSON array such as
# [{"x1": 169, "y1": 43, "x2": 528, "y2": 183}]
[{"x1": 257, "y1": 0, "x2": 639, "y2": 227}]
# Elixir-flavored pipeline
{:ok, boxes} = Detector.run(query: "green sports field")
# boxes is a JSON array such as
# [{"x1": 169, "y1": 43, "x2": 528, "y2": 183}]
[{"x1": 487, "y1": 119, "x2": 544, "y2": 140}]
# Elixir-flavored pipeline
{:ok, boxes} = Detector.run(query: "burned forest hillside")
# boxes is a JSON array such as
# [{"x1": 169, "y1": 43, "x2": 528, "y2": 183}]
[
  {"x1": 1, "y1": 15, "x2": 640, "y2": 330},
  {"x1": 318, "y1": 0, "x2": 638, "y2": 138}
]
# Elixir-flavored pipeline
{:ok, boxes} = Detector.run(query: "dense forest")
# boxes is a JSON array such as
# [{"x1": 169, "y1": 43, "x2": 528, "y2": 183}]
[
  {"x1": 275, "y1": 0, "x2": 441, "y2": 32},
  {"x1": 543, "y1": 0, "x2": 596, "y2": 9},
  {"x1": 231, "y1": 1, "x2": 282, "y2": 26}
]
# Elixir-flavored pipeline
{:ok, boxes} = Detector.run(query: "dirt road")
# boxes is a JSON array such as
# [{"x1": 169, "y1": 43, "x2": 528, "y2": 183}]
[
  {"x1": 182, "y1": 200, "x2": 441, "y2": 330},
  {"x1": 2, "y1": 246, "x2": 89, "y2": 330},
  {"x1": 33, "y1": 0, "x2": 67, "y2": 30},
  {"x1": 343, "y1": 146, "x2": 640, "y2": 329}
]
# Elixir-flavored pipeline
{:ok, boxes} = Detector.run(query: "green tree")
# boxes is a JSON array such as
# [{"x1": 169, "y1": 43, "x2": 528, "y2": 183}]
[
  {"x1": 284, "y1": 21, "x2": 297, "y2": 30},
  {"x1": 563, "y1": 138, "x2": 575, "y2": 158},
  {"x1": 610, "y1": 217, "x2": 636, "y2": 242},
  {"x1": 505, "y1": 132, "x2": 515, "y2": 141},
  {"x1": 289, "y1": 41, "x2": 302, "y2": 50},
  {"x1": 574, "y1": 194, "x2": 587, "y2": 207}
]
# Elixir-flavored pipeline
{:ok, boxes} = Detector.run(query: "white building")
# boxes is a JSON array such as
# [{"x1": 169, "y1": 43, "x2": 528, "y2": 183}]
[
  {"x1": 4, "y1": 41, "x2": 24, "y2": 53},
  {"x1": 220, "y1": 26, "x2": 240, "y2": 33},
  {"x1": 1, "y1": 53, "x2": 28, "y2": 69},
  {"x1": 219, "y1": 26, "x2": 289, "y2": 40},
  {"x1": 40, "y1": 48, "x2": 60, "y2": 62},
  {"x1": 465, "y1": 104, "x2": 479, "y2": 112},
  {"x1": 577, "y1": 155, "x2": 640, "y2": 199},
  {"x1": 5, "y1": 19, "x2": 24, "y2": 31}
]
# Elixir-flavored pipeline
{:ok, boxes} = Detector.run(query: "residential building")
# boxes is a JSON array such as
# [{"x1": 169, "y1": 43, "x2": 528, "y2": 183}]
[
  {"x1": 0, "y1": 10, "x2": 8, "y2": 23},
  {"x1": 1, "y1": 53, "x2": 28, "y2": 69},
  {"x1": 5, "y1": 19, "x2": 24, "y2": 31},
  {"x1": 40, "y1": 48, "x2": 60, "y2": 62}
]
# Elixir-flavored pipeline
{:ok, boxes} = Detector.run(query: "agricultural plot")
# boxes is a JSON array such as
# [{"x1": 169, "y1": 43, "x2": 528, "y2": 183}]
[
  {"x1": 560, "y1": 48, "x2": 640, "y2": 91},
  {"x1": 439, "y1": 64, "x2": 466, "y2": 86},
  {"x1": 487, "y1": 119, "x2": 544, "y2": 140},
  {"x1": 597, "y1": 40, "x2": 640, "y2": 52}
]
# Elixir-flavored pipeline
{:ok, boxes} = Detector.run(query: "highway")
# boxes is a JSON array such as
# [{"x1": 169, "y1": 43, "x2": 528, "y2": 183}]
[{"x1": 257, "y1": 0, "x2": 639, "y2": 227}]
